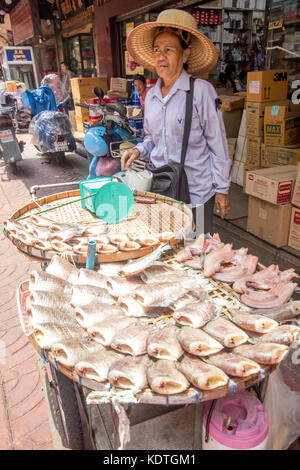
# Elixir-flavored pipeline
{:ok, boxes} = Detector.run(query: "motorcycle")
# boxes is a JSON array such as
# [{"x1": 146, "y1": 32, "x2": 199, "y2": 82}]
[
  {"x1": 0, "y1": 90, "x2": 25, "y2": 174},
  {"x1": 75, "y1": 87, "x2": 142, "y2": 179}
]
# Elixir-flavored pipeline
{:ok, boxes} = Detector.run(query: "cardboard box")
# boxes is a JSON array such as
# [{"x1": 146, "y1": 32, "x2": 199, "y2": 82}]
[
  {"x1": 107, "y1": 90, "x2": 129, "y2": 99},
  {"x1": 264, "y1": 106, "x2": 300, "y2": 146},
  {"x1": 261, "y1": 144, "x2": 300, "y2": 167},
  {"x1": 244, "y1": 165, "x2": 298, "y2": 205},
  {"x1": 247, "y1": 196, "x2": 292, "y2": 247},
  {"x1": 5, "y1": 81, "x2": 17, "y2": 92},
  {"x1": 227, "y1": 137, "x2": 237, "y2": 160},
  {"x1": 247, "y1": 70, "x2": 289, "y2": 103},
  {"x1": 292, "y1": 165, "x2": 300, "y2": 208},
  {"x1": 219, "y1": 95, "x2": 245, "y2": 112},
  {"x1": 247, "y1": 136, "x2": 263, "y2": 167},
  {"x1": 230, "y1": 110, "x2": 247, "y2": 185},
  {"x1": 223, "y1": 108, "x2": 243, "y2": 138},
  {"x1": 245, "y1": 100, "x2": 289, "y2": 137},
  {"x1": 288, "y1": 206, "x2": 300, "y2": 251},
  {"x1": 70, "y1": 77, "x2": 108, "y2": 102},
  {"x1": 110, "y1": 77, "x2": 129, "y2": 93}
]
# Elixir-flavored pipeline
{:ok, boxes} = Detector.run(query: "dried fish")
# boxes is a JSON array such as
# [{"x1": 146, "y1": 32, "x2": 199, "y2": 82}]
[
  {"x1": 29, "y1": 270, "x2": 72, "y2": 297},
  {"x1": 246, "y1": 302, "x2": 300, "y2": 322},
  {"x1": 75, "y1": 303, "x2": 124, "y2": 329},
  {"x1": 111, "y1": 323, "x2": 153, "y2": 356},
  {"x1": 147, "y1": 359, "x2": 189, "y2": 395},
  {"x1": 240, "y1": 282, "x2": 297, "y2": 309},
  {"x1": 139, "y1": 262, "x2": 176, "y2": 283},
  {"x1": 138, "y1": 235, "x2": 160, "y2": 247},
  {"x1": 207, "y1": 352, "x2": 261, "y2": 378},
  {"x1": 253, "y1": 325, "x2": 300, "y2": 346},
  {"x1": 71, "y1": 285, "x2": 116, "y2": 307},
  {"x1": 96, "y1": 243, "x2": 118, "y2": 254},
  {"x1": 28, "y1": 291, "x2": 74, "y2": 314},
  {"x1": 28, "y1": 304, "x2": 77, "y2": 327},
  {"x1": 75, "y1": 350, "x2": 122, "y2": 383},
  {"x1": 133, "y1": 278, "x2": 197, "y2": 308},
  {"x1": 234, "y1": 343, "x2": 289, "y2": 365},
  {"x1": 87, "y1": 316, "x2": 135, "y2": 346},
  {"x1": 178, "y1": 353, "x2": 228, "y2": 390},
  {"x1": 31, "y1": 226, "x2": 51, "y2": 241},
  {"x1": 32, "y1": 240, "x2": 53, "y2": 251},
  {"x1": 109, "y1": 233, "x2": 130, "y2": 245},
  {"x1": 118, "y1": 296, "x2": 149, "y2": 317},
  {"x1": 147, "y1": 324, "x2": 183, "y2": 361},
  {"x1": 76, "y1": 269, "x2": 108, "y2": 289},
  {"x1": 118, "y1": 241, "x2": 141, "y2": 251},
  {"x1": 173, "y1": 301, "x2": 215, "y2": 328},
  {"x1": 176, "y1": 327, "x2": 223, "y2": 357},
  {"x1": 158, "y1": 232, "x2": 176, "y2": 242},
  {"x1": 46, "y1": 255, "x2": 79, "y2": 283},
  {"x1": 229, "y1": 309, "x2": 278, "y2": 333},
  {"x1": 4, "y1": 219, "x2": 23, "y2": 236},
  {"x1": 106, "y1": 276, "x2": 144, "y2": 298},
  {"x1": 97, "y1": 262, "x2": 126, "y2": 277},
  {"x1": 82, "y1": 223, "x2": 108, "y2": 236},
  {"x1": 51, "y1": 240, "x2": 73, "y2": 253},
  {"x1": 118, "y1": 243, "x2": 170, "y2": 277},
  {"x1": 51, "y1": 338, "x2": 103, "y2": 367},
  {"x1": 30, "y1": 215, "x2": 53, "y2": 227},
  {"x1": 49, "y1": 226, "x2": 86, "y2": 242},
  {"x1": 203, "y1": 244, "x2": 233, "y2": 278},
  {"x1": 33, "y1": 323, "x2": 84, "y2": 349},
  {"x1": 18, "y1": 230, "x2": 39, "y2": 245},
  {"x1": 108, "y1": 355, "x2": 149, "y2": 391},
  {"x1": 170, "y1": 288, "x2": 206, "y2": 310},
  {"x1": 203, "y1": 318, "x2": 249, "y2": 348}
]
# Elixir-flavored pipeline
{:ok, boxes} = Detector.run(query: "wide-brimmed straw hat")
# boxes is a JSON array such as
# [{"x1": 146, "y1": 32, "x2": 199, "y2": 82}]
[{"x1": 126, "y1": 9, "x2": 218, "y2": 75}]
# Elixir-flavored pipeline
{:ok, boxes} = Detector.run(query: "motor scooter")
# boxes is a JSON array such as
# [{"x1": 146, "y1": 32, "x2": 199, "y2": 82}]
[{"x1": 75, "y1": 87, "x2": 142, "y2": 179}]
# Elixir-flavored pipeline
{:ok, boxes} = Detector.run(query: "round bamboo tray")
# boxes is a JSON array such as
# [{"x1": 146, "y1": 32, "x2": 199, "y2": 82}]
[
  {"x1": 17, "y1": 280, "x2": 275, "y2": 406},
  {"x1": 6, "y1": 189, "x2": 193, "y2": 265}
]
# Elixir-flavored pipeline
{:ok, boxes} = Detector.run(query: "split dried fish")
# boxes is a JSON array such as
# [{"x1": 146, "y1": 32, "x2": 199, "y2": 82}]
[
  {"x1": 30, "y1": 215, "x2": 53, "y2": 227},
  {"x1": 32, "y1": 240, "x2": 53, "y2": 251},
  {"x1": 133, "y1": 278, "x2": 197, "y2": 308},
  {"x1": 229, "y1": 309, "x2": 278, "y2": 333},
  {"x1": 82, "y1": 224, "x2": 108, "y2": 236},
  {"x1": 33, "y1": 323, "x2": 84, "y2": 349},
  {"x1": 178, "y1": 353, "x2": 228, "y2": 390},
  {"x1": 234, "y1": 343, "x2": 289, "y2": 365},
  {"x1": 109, "y1": 233, "x2": 130, "y2": 245},
  {"x1": 170, "y1": 288, "x2": 206, "y2": 310},
  {"x1": 173, "y1": 301, "x2": 215, "y2": 328},
  {"x1": 106, "y1": 276, "x2": 144, "y2": 298},
  {"x1": 18, "y1": 230, "x2": 39, "y2": 246},
  {"x1": 240, "y1": 282, "x2": 297, "y2": 309},
  {"x1": 96, "y1": 243, "x2": 118, "y2": 254},
  {"x1": 51, "y1": 240, "x2": 73, "y2": 253},
  {"x1": 31, "y1": 226, "x2": 51, "y2": 241},
  {"x1": 71, "y1": 285, "x2": 116, "y2": 307},
  {"x1": 249, "y1": 302, "x2": 300, "y2": 322},
  {"x1": 87, "y1": 316, "x2": 135, "y2": 346},
  {"x1": 28, "y1": 291, "x2": 74, "y2": 314},
  {"x1": 49, "y1": 226, "x2": 86, "y2": 242},
  {"x1": 207, "y1": 352, "x2": 261, "y2": 378},
  {"x1": 4, "y1": 219, "x2": 23, "y2": 237},
  {"x1": 253, "y1": 325, "x2": 300, "y2": 346},
  {"x1": 76, "y1": 269, "x2": 108, "y2": 289},
  {"x1": 203, "y1": 244, "x2": 233, "y2": 278},
  {"x1": 138, "y1": 235, "x2": 160, "y2": 247},
  {"x1": 97, "y1": 262, "x2": 126, "y2": 277},
  {"x1": 75, "y1": 350, "x2": 122, "y2": 383},
  {"x1": 111, "y1": 323, "x2": 153, "y2": 356},
  {"x1": 118, "y1": 241, "x2": 141, "y2": 251},
  {"x1": 108, "y1": 355, "x2": 149, "y2": 391},
  {"x1": 147, "y1": 324, "x2": 183, "y2": 361},
  {"x1": 176, "y1": 327, "x2": 223, "y2": 357},
  {"x1": 29, "y1": 270, "x2": 72, "y2": 297},
  {"x1": 118, "y1": 243, "x2": 170, "y2": 277},
  {"x1": 203, "y1": 317, "x2": 249, "y2": 348},
  {"x1": 147, "y1": 359, "x2": 189, "y2": 395},
  {"x1": 139, "y1": 262, "x2": 176, "y2": 283},
  {"x1": 28, "y1": 304, "x2": 77, "y2": 327},
  {"x1": 46, "y1": 255, "x2": 79, "y2": 283},
  {"x1": 51, "y1": 338, "x2": 103, "y2": 367},
  {"x1": 75, "y1": 303, "x2": 124, "y2": 329}
]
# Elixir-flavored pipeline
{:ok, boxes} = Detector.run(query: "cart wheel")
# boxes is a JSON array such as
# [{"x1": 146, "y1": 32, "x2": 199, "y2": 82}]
[
  {"x1": 9, "y1": 162, "x2": 17, "y2": 174},
  {"x1": 56, "y1": 152, "x2": 66, "y2": 165},
  {"x1": 45, "y1": 365, "x2": 85, "y2": 450}
]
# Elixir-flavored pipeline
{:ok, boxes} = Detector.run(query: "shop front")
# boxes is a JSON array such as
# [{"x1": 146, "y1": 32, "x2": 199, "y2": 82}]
[{"x1": 1, "y1": 46, "x2": 38, "y2": 89}]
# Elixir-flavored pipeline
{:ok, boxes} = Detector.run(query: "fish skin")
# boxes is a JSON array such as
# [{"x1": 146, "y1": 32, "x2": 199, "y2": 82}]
[
  {"x1": 108, "y1": 355, "x2": 150, "y2": 391},
  {"x1": 240, "y1": 282, "x2": 297, "y2": 309},
  {"x1": 253, "y1": 325, "x2": 300, "y2": 346},
  {"x1": 229, "y1": 309, "x2": 278, "y2": 333},
  {"x1": 87, "y1": 316, "x2": 135, "y2": 346},
  {"x1": 32, "y1": 239, "x2": 53, "y2": 251},
  {"x1": 75, "y1": 350, "x2": 122, "y2": 383},
  {"x1": 203, "y1": 244, "x2": 233, "y2": 278},
  {"x1": 140, "y1": 263, "x2": 176, "y2": 283},
  {"x1": 28, "y1": 290, "x2": 74, "y2": 313},
  {"x1": 29, "y1": 270, "x2": 73, "y2": 297},
  {"x1": 30, "y1": 215, "x2": 53, "y2": 227},
  {"x1": 176, "y1": 327, "x2": 223, "y2": 357},
  {"x1": 74, "y1": 303, "x2": 124, "y2": 328},
  {"x1": 172, "y1": 301, "x2": 215, "y2": 328},
  {"x1": 71, "y1": 285, "x2": 116, "y2": 307},
  {"x1": 133, "y1": 278, "x2": 197, "y2": 308},
  {"x1": 202, "y1": 318, "x2": 249, "y2": 348},
  {"x1": 31, "y1": 226, "x2": 50, "y2": 241},
  {"x1": 97, "y1": 262, "x2": 126, "y2": 277},
  {"x1": 118, "y1": 243, "x2": 170, "y2": 277},
  {"x1": 234, "y1": 343, "x2": 289, "y2": 365},
  {"x1": 110, "y1": 323, "x2": 153, "y2": 356},
  {"x1": 147, "y1": 359, "x2": 190, "y2": 395},
  {"x1": 147, "y1": 324, "x2": 184, "y2": 361},
  {"x1": 248, "y1": 302, "x2": 300, "y2": 322},
  {"x1": 170, "y1": 288, "x2": 206, "y2": 311},
  {"x1": 177, "y1": 353, "x2": 228, "y2": 390},
  {"x1": 46, "y1": 255, "x2": 79, "y2": 283},
  {"x1": 106, "y1": 276, "x2": 144, "y2": 297},
  {"x1": 33, "y1": 323, "x2": 84, "y2": 349},
  {"x1": 213, "y1": 254, "x2": 258, "y2": 283},
  {"x1": 207, "y1": 352, "x2": 261, "y2": 378},
  {"x1": 76, "y1": 269, "x2": 109, "y2": 289},
  {"x1": 51, "y1": 338, "x2": 103, "y2": 367},
  {"x1": 49, "y1": 226, "x2": 86, "y2": 242},
  {"x1": 28, "y1": 304, "x2": 77, "y2": 327}
]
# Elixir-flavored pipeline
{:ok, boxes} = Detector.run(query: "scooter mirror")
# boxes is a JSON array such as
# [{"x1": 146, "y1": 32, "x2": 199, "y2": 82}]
[{"x1": 94, "y1": 87, "x2": 104, "y2": 100}]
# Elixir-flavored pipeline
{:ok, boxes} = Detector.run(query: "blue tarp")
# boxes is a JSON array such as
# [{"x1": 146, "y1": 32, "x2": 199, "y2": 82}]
[{"x1": 21, "y1": 85, "x2": 57, "y2": 116}]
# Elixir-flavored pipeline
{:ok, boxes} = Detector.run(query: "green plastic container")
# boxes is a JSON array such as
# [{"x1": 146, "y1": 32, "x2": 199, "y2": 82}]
[{"x1": 79, "y1": 178, "x2": 134, "y2": 224}]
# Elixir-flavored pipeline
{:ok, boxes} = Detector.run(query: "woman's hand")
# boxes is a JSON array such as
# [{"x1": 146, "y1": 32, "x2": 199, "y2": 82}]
[
  {"x1": 121, "y1": 148, "x2": 140, "y2": 168},
  {"x1": 215, "y1": 193, "x2": 230, "y2": 219}
]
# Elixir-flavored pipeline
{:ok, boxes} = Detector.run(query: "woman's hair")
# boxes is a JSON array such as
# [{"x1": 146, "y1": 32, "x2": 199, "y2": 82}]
[
  {"x1": 225, "y1": 64, "x2": 236, "y2": 77},
  {"x1": 133, "y1": 74, "x2": 146, "y2": 85},
  {"x1": 152, "y1": 28, "x2": 190, "y2": 71}
]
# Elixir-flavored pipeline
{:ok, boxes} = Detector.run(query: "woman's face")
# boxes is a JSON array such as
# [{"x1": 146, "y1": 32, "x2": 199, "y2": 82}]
[
  {"x1": 134, "y1": 79, "x2": 145, "y2": 94},
  {"x1": 152, "y1": 32, "x2": 190, "y2": 83}
]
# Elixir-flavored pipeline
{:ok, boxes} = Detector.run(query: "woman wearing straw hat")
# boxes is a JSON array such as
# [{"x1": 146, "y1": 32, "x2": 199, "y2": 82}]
[{"x1": 121, "y1": 9, "x2": 231, "y2": 234}]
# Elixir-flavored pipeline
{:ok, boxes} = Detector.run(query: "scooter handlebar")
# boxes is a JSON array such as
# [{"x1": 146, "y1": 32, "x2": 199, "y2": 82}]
[{"x1": 75, "y1": 102, "x2": 90, "y2": 109}]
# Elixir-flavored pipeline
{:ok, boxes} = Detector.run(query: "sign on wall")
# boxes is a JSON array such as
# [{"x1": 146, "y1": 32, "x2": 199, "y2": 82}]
[
  {"x1": 125, "y1": 51, "x2": 144, "y2": 76},
  {"x1": 5, "y1": 48, "x2": 33, "y2": 62},
  {"x1": 10, "y1": 0, "x2": 34, "y2": 45}
]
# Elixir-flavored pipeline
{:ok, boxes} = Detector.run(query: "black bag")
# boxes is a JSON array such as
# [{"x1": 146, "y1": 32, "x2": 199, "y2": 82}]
[{"x1": 147, "y1": 77, "x2": 195, "y2": 204}]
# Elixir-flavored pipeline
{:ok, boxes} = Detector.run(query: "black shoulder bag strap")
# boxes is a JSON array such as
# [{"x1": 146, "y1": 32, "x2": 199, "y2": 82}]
[{"x1": 180, "y1": 76, "x2": 195, "y2": 169}]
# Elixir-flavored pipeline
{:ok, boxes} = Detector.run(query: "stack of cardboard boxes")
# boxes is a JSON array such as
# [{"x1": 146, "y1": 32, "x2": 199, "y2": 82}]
[
  {"x1": 107, "y1": 78, "x2": 131, "y2": 99},
  {"x1": 70, "y1": 77, "x2": 108, "y2": 134},
  {"x1": 288, "y1": 167, "x2": 300, "y2": 251}
]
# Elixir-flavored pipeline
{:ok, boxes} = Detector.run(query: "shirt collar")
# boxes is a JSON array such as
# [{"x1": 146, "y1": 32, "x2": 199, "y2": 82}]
[{"x1": 151, "y1": 69, "x2": 191, "y2": 102}]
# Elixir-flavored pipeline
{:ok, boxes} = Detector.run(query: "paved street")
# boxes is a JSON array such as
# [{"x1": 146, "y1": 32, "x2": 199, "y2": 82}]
[{"x1": 0, "y1": 132, "x2": 88, "y2": 450}]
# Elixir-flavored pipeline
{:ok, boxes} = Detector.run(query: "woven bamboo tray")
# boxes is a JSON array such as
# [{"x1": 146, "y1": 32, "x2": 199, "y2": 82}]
[
  {"x1": 17, "y1": 278, "x2": 275, "y2": 407},
  {"x1": 6, "y1": 189, "x2": 193, "y2": 265}
]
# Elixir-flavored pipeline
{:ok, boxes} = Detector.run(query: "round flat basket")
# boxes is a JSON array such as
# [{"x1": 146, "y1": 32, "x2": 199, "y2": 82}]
[{"x1": 5, "y1": 189, "x2": 193, "y2": 265}]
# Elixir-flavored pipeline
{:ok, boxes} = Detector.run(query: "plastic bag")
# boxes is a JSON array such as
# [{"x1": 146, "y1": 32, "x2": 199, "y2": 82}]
[
  {"x1": 264, "y1": 366, "x2": 300, "y2": 450},
  {"x1": 41, "y1": 74, "x2": 68, "y2": 106},
  {"x1": 29, "y1": 110, "x2": 75, "y2": 153},
  {"x1": 95, "y1": 156, "x2": 121, "y2": 177}
]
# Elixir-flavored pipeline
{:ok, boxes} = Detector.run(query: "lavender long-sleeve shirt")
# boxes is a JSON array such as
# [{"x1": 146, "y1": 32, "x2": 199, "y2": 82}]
[{"x1": 135, "y1": 69, "x2": 231, "y2": 207}]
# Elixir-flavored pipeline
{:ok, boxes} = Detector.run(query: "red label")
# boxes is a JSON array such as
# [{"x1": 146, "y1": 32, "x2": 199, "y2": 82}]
[
  {"x1": 248, "y1": 174, "x2": 254, "y2": 181},
  {"x1": 293, "y1": 211, "x2": 300, "y2": 226},
  {"x1": 277, "y1": 180, "x2": 293, "y2": 204}
]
